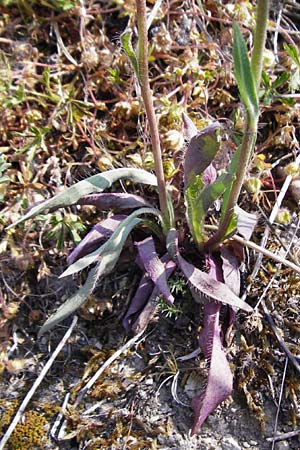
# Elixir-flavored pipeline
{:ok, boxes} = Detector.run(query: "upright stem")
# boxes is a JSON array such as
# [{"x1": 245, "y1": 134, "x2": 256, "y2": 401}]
[
  {"x1": 251, "y1": 0, "x2": 270, "y2": 91},
  {"x1": 204, "y1": 116, "x2": 258, "y2": 250},
  {"x1": 204, "y1": 0, "x2": 269, "y2": 251},
  {"x1": 135, "y1": 0, "x2": 170, "y2": 231}
]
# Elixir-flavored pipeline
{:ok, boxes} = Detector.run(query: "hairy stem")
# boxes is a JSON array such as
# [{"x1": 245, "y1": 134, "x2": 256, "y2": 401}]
[
  {"x1": 204, "y1": 0, "x2": 269, "y2": 251},
  {"x1": 204, "y1": 116, "x2": 257, "y2": 250},
  {"x1": 251, "y1": 0, "x2": 270, "y2": 91},
  {"x1": 135, "y1": 0, "x2": 170, "y2": 232}
]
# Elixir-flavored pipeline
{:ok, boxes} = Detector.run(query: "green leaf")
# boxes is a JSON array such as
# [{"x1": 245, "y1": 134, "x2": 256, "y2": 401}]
[
  {"x1": 191, "y1": 173, "x2": 235, "y2": 245},
  {"x1": 272, "y1": 71, "x2": 289, "y2": 90},
  {"x1": 120, "y1": 30, "x2": 140, "y2": 80},
  {"x1": 38, "y1": 261, "x2": 105, "y2": 336},
  {"x1": 284, "y1": 43, "x2": 300, "y2": 68},
  {"x1": 185, "y1": 171, "x2": 234, "y2": 247},
  {"x1": 7, "y1": 168, "x2": 157, "y2": 229},
  {"x1": 61, "y1": 207, "x2": 161, "y2": 277},
  {"x1": 233, "y1": 22, "x2": 259, "y2": 119}
]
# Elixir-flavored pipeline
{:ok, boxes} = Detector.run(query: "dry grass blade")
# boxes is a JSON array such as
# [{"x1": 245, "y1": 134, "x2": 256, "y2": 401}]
[
  {"x1": 270, "y1": 357, "x2": 288, "y2": 450},
  {"x1": 0, "y1": 316, "x2": 78, "y2": 450},
  {"x1": 74, "y1": 329, "x2": 145, "y2": 408},
  {"x1": 251, "y1": 152, "x2": 300, "y2": 279}
]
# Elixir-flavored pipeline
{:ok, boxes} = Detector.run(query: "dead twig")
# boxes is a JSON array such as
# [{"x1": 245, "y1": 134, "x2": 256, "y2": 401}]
[
  {"x1": 261, "y1": 301, "x2": 300, "y2": 375},
  {"x1": 270, "y1": 357, "x2": 288, "y2": 450},
  {"x1": 251, "y1": 152, "x2": 300, "y2": 279},
  {"x1": 0, "y1": 316, "x2": 78, "y2": 450},
  {"x1": 266, "y1": 428, "x2": 300, "y2": 442}
]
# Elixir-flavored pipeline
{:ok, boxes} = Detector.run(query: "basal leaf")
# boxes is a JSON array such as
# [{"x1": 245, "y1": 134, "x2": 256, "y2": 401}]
[
  {"x1": 169, "y1": 230, "x2": 252, "y2": 312},
  {"x1": 220, "y1": 246, "x2": 241, "y2": 296},
  {"x1": 122, "y1": 274, "x2": 154, "y2": 331},
  {"x1": 78, "y1": 193, "x2": 152, "y2": 209},
  {"x1": 184, "y1": 122, "x2": 221, "y2": 189},
  {"x1": 123, "y1": 256, "x2": 176, "y2": 332},
  {"x1": 67, "y1": 215, "x2": 126, "y2": 266},
  {"x1": 131, "y1": 259, "x2": 176, "y2": 333},
  {"x1": 233, "y1": 22, "x2": 259, "y2": 119},
  {"x1": 195, "y1": 172, "x2": 234, "y2": 218},
  {"x1": 192, "y1": 301, "x2": 233, "y2": 433},
  {"x1": 38, "y1": 253, "x2": 113, "y2": 336},
  {"x1": 7, "y1": 168, "x2": 157, "y2": 229},
  {"x1": 61, "y1": 207, "x2": 161, "y2": 277},
  {"x1": 136, "y1": 236, "x2": 174, "y2": 305},
  {"x1": 39, "y1": 207, "x2": 161, "y2": 335},
  {"x1": 192, "y1": 253, "x2": 234, "y2": 432}
]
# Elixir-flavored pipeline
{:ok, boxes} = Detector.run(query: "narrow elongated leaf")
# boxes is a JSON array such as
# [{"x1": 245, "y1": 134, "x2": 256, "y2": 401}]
[
  {"x1": 7, "y1": 168, "x2": 157, "y2": 229},
  {"x1": 169, "y1": 230, "x2": 252, "y2": 312},
  {"x1": 78, "y1": 193, "x2": 152, "y2": 210},
  {"x1": 130, "y1": 259, "x2": 176, "y2": 333},
  {"x1": 233, "y1": 22, "x2": 259, "y2": 119},
  {"x1": 179, "y1": 253, "x2": 251, "y2": 311},
  {"x1": 38, "y1": 250, "x2": 118, "y2": 336},
  {"x1": 67, "y1": 215, "x2": 126, "y2": 266},
  {"x1": 192, "y1": 301, "x2": 233, "y2": 433},
  {"x1": 195, "y1": 172, "x2": 234, "y2": 217},
  {"x1": 122, "y1": 274, "x2": 154, "y2": 331},
  {"x1": 184, "y1": 122, "x2": 221, "y2": 189},
  {"x1": 61, "y1": 207, "x2": 161, "y2": 278},
  {"x1": 38, "y1": 209, "x2": 160, "y2": 335},
  {"x1": 192, "y1": 253, "x2": 233, "y2": 432},
  {"x1": 136, "y1": 236, "x2": 174, "y2": 305},
  {"x1": 120, "y1": 30, "x2": 140, "y2": 80}
]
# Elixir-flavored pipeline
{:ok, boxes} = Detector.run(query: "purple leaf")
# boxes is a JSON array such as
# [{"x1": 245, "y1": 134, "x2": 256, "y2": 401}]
[
  {"x1": 78, "y1": 192, "x2": 152, "y2": 210},
  {"x1": 192, "y1": 301, "x2": 233, "y2": 434},
  {"x1": 182, "y1": 112, "x2": 198, "y2": 139},
  {"x1": 122, "y1": 274, "x2": 154, "y2": 331},
  {"x1": 220, "y1": 246, "x2": 241, "y2": 296},
  {"x1": 184, "y1": 121, "x2": 221, "y2": 189},
  {"x1": 176, "y1": 247, "x2": 252, "y2": 313},
  {"x1": 67, "y1": 215, "x2": 126, "y2": 265},
  {"x1": 132, "y1": 259, "x2": 176, "y2": 333},
  {"x1": 123, "y1": 256, "x2": 176, "y2": 332},
  {"x1": 136, "y1": 237, "x2": 175, "y2": 305}
]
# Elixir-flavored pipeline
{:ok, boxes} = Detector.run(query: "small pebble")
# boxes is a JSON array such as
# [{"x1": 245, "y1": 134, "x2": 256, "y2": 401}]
[
  {"x1": 275, "y1": 441, "x2": 290, "y2": 450},
  {"x1": 221, "y1": 435, "x2": 242, "y2": 450}
]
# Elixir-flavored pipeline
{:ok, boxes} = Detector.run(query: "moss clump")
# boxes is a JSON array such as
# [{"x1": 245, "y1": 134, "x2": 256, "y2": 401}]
[{"x1": 8, "y1": 410, "x2": 49, "y2": 450}]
